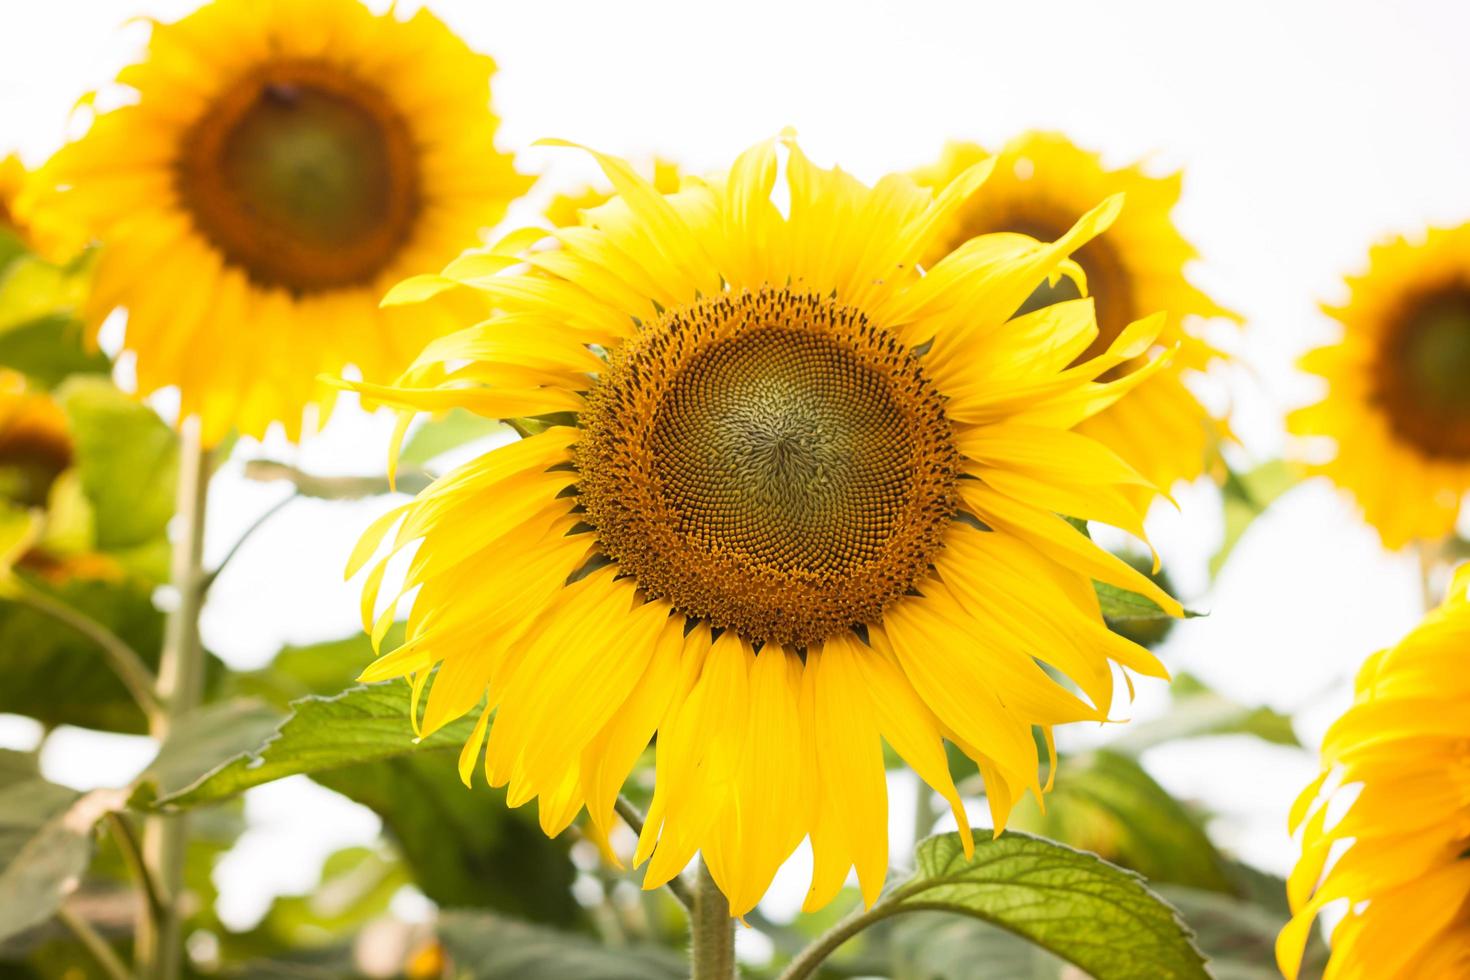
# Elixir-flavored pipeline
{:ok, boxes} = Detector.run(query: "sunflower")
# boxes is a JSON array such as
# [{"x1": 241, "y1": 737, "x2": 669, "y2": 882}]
[
  {"x1": 0, "y1": 156, "x2": 28, "y2": 242},
  {"x1": 343, "y1": 135, "x2": 1181, "y2": 916},
  {"x1": 912, "y1": 133, "x2": 1236, "y2": 490},
  {"x1": 27, "y1": 0, "x2": 531, "y2": 444},
  {"x1": 1292, "y1": 225, "x2": 1470, "y2": 548},
  {"x1": 543, "y1": 157, "x2": 683, "y2": 230},
  {"x1": 1278, "y1": 564, "x2": 1470, "y2": 978},
  {"x1": 0, "y1": 371, "x2": 72, "y2": 509}
]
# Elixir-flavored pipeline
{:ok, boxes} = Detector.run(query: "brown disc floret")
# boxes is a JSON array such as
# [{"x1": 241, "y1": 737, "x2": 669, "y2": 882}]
[{"x1": 577, "y1": 287, "x2": 959, "y2": 647}]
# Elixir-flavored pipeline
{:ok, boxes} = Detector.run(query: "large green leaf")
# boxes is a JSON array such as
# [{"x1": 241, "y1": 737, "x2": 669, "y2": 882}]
[
  {"x1": 158, "y1": 683, "x2": 478, "y2": 809},
  {"x1": 57, "y1": 376, "x2": 177, "y2": 562},
  {"x1": 1210, "y1": 461, "x2": 1299, "y2": 578},
  {"x1": 0, "y1": 315, "x2": 109, "y2": 389},
  {"x1": 436, "y1": 911, "x2": 687, "y2": 980},
  {"x1": 886, "y1": 833, "x2": 1207, "y2": 980},
  {"x1": 131, "y1": 699, "x2": 285, "y2": 805},
  {"x1": 0, "y1": 770, "x2": 125, "y2": 943},
  {"x1": 1108, "y1": 673, "x2": 1300, "y2": 756},
  {"x1": 152, "y1": 681, "x2": 584, "y2": 926},
  {"x1": 0, "y1": 253, "x2": 88, "y2": 335},
  {"x1": 0, "y1": 577, "x2": 169, "y2": 734},
  {"x1": 314, "y1": 750, "x2": 583, "y2": 927},
  {"x1": 1007, "y1": 750, "x2": 1235, "y2": 894}
]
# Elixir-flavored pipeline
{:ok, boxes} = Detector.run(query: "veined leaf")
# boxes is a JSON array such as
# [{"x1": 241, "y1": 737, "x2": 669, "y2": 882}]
[
  {"x1": 131, "y1": 699, "x2": 285, "y2": 806},
  {"x1": 885, "y1": 833, "x2": 1207, "y2": 980},
  {"x1": 156, "y1": 683, "x2": 477, "y2": 809},
  {"x1": 150, "y1": 682, "x2": 584, "y2": 925}
]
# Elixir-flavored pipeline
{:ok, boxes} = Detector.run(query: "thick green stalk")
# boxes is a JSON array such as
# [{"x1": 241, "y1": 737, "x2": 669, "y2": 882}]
[
  {"x1": 690, "y1": 860, "x2": 736, "y2": 980},
  {"x1": 136, "y1": 421, "x2": 211, "y2": 980}
]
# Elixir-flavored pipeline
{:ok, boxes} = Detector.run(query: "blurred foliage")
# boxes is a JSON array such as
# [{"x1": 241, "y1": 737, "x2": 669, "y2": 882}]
[
  {"x1": 1008, "y1": 749, "x2": 1235, "y2": 894},
  {"x1": 1109, "y1": 672, "x2": 1300, "y2": 755},
  {"x1": 398, "y1": 409, "x2": 508, "y2": 469},
  {"x1": 436, "y1": 910, "x2": 685, "y2": 979},
  {"x1": 0, "y1": 575, "x2": 225, "y2": 734},
  {"x1": 1211, "y1": 460, "x2": 1300, "y2": 578}
]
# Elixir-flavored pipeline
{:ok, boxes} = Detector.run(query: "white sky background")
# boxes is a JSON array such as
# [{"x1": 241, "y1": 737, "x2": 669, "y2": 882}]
[{"x1": 3, "y1": 0, "x2": 1470, "y2": 944}]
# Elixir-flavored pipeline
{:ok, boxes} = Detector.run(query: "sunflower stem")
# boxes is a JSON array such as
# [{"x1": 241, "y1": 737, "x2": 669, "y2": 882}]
[
  {"x1": 775, "y1": 899, "x2": 903, "y2": 980},
  {"x1": 136, "y1": 420, "x2": 212, "y2": 980},
  {"x1": 1416, "y1": 537, "x2": 1445, "y2": 611},
  {"x1": 690, "y1": 859, "x2": 736, "y2": 980},
  {"x1": 614, "y1": 794, "x2": 695, "y2": 911},
  {"x1": 912, "y1": 775, "x2": 936, "y2": 848},
  {"x1": 57, "y1": 904, "x2": 135, "y2": 980}
]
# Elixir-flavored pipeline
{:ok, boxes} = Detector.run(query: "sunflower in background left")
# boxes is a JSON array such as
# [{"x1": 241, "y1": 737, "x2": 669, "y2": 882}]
[
  {"x1": 913, "y1": 133, "x2": 1238, "y2": 490},
  {"x1": 25, "y1": 0, "x2": 532, "y2": 444}
]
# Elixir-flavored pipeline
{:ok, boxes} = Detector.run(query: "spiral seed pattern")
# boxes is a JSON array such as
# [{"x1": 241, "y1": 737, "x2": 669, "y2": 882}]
[{"x1": 577, "y1": 287, "x2": 958, "y2": 647}]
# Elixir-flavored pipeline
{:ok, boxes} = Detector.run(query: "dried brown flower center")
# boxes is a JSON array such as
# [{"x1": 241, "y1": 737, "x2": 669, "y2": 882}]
[
  {"x1": 175, "y1": 59, "x2": 420, "y2": 293},
  {"x1": 1377, "y1": 284, "x2": 1470, "y2": 458},
  {"x1": 577, "y1": 288, "x2": 958, "y2": 647}
]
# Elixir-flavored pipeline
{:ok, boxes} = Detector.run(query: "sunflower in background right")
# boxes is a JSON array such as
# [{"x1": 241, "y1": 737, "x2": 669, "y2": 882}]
[
  {"x1": 1278, "y1": 563, "x2": 1470, "y2": 978},
  {"x1": 1292, "y1": 226, "x2": 1470, "y2": 548},
  {"x1": 912, "y1": 132, "x2": 1238, "y2": 492}
]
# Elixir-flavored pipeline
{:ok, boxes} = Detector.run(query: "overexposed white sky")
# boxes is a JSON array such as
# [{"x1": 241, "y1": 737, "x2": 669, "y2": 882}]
[{"x1": 3, "y1": 0, "x2": 1468, "y2": 940}]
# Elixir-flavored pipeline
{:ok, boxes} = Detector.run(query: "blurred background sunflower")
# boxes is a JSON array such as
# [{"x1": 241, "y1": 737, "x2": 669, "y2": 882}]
[
  {"x1": 1292, "y1": 224, "x2": 1470, "y2": 550},
  {"x1": 23, "y1": 0, "x2": 531, "y2": 444}
]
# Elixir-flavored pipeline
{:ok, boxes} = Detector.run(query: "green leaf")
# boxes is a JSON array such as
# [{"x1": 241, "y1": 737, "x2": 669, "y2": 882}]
[
  {"x1": 398, "y1": 409, "x2": 508, "y2": 468},
  {"x1": 1108, "y1": 673, "x2": 1300, "y2": 755},
  {"x1": 131, "y1": 699, "x2": 285, "y2": 805},
  {"x1": 0, "y1": 316, "x2": 109, "y2": 390},
  {"x1": 57, "y1": 377, "x2": 178, "y2": 559},
  {"x1": 436, "y1": 911, "x2": 687, "y2": 980},
  {"x1": 0, "y1": 577, "x2": 169, "y2": 734},
  {"x1": 151, "y1": 679, "x2": 584, "y2": 926},
  {"x1": 313, "y1": 749, "x2": 583, "y2": 927},
  {"x1": 0, "y1": 781, "x2": 126, "y2": 943},
  {"x1": 0, "y1": 254, "x2": 88, "y2": 334},
  {"x1": 890, "y1": 832, "x2": 1208, "y2": 980},
  {"x1": 157, "y1": 683, "x2": 478, "y2": 808},
  {"x1": 1006, "y1": 751, "x2": 1235, "y2": 894},
  {"x1": 1210, "y1": 460, "x2": 1299, "y2": 578},
  {"x1": 1095, "y1": 580, "x2": 1201, "y2": 623}
]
